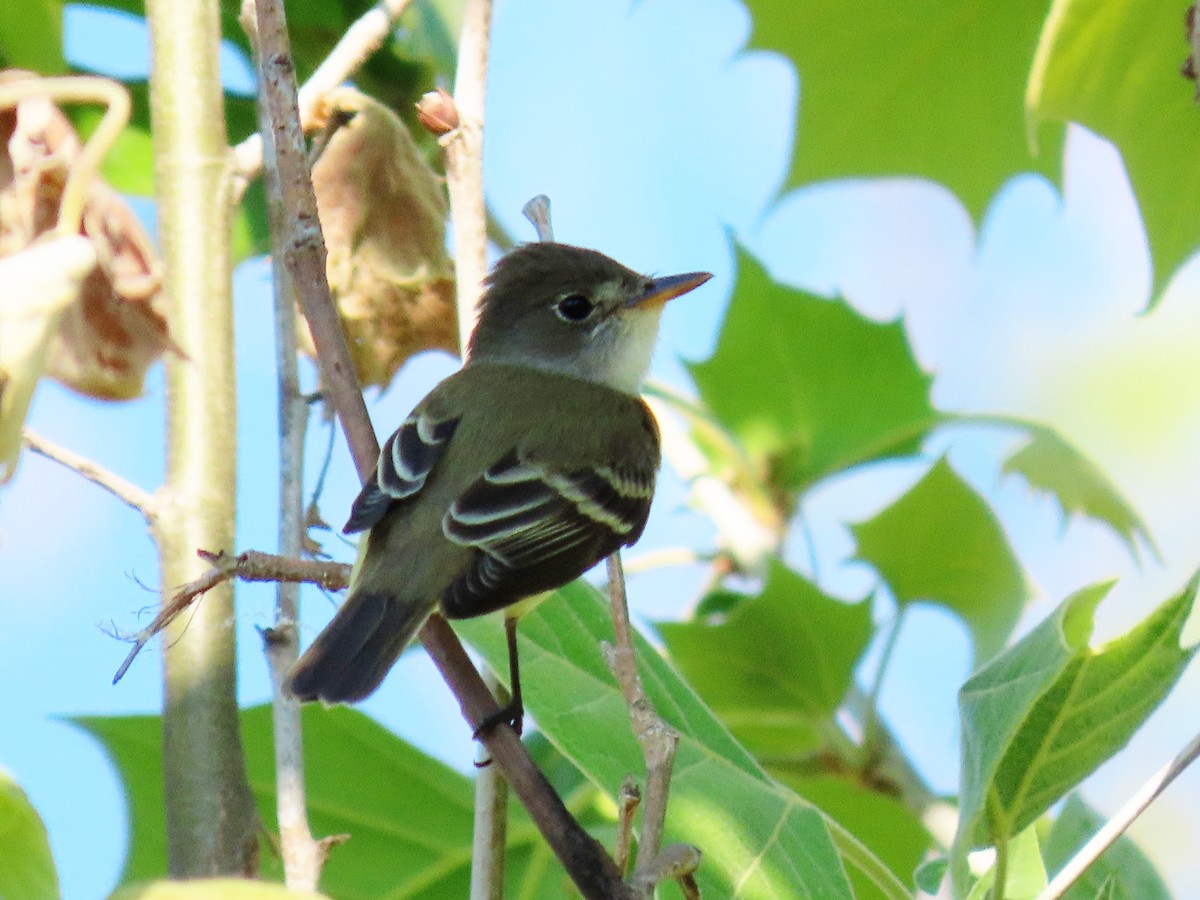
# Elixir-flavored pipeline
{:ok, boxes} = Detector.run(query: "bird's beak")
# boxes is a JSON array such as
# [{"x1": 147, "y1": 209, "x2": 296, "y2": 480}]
[{"x1": 627, "y1": 271, "x2": 713, "y2": 309}]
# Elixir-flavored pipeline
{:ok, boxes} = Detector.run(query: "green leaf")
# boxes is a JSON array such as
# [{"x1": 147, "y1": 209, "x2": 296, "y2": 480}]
[
  {"x1": 1027, "y1": 0, "x2": 1200, "y2": 299},
  {"x1": 771, "y1": 774, "x2": 930, "y2": 900},
  {"x1": 914, "y1": 856, "x2": 948, "y2": 894},
  {"x1": 964, "y1": 823, "x2": 1047, "y2": 899},
  {"x1": 1000, "y1": 422, "x2": 1154, "y2": 559},
  {"x1": 689, "y1": 247, "x2": 941, "y2": 496},
  {"x1": 0, "y1": 768, "x2": 59, "y2": 900},
  {"x1": 658, "y1": 559, "x2": 872, "y2": 754},
  {"x1": 747, "y1": 0, "x2": 1062, "y2": 220},
  {"x1": 851, "y1": 457, "x2": 1028, "y2": 661},
  {"x1": 952, "y1": 577, "x2": 1197, "y2": 892},
  {"x1": 0, "y1": 0, "x2": 66, "y2": 73},
  {"x1": 1041, "y1": 794, "x2": 1171, "y2": 900},
  {"x1": 456, "y1": 581, "x2": 864, "y2": 899}
]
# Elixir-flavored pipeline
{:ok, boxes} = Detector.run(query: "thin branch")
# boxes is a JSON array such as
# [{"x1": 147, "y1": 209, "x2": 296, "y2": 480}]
[
  {"x1": 241, "y1": 0, "x2": 327, "y2": 884},
  {"x1": 111, "y1": 550, "x2": 352, "y2": 684},
  {"x1": 470, "y1": 668, "x2": 510, "y2": 900},
  {"x1": 23, "y1": 429, "x2": 157, "y2": 522},
  {"x1": 250, "y1": 1, "x2": 635, "y2": 895},
  {"x1": 230, "y1": 0, "x2": 418, "y2": 200},
  {"x1": 445, "y1": 0, "x2": 492, "y2": 348},
  {"x1": 1037, "y1": 728, "x2": 1200, "y2": 900},
  {"x1": 603, "y1": 553, "x2": 692, "y2": 896}
]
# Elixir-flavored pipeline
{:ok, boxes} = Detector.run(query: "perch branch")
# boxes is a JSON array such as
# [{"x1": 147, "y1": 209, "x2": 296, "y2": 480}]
[{"x1": 23, "y1": 429, "x2": 157, "y2": 522}]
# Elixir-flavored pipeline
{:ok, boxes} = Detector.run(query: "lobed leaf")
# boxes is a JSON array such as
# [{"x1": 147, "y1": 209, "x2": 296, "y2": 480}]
[
  {"x1": 747, "y1": 0, "x2": 1062, "y2": 220},
  {"x1": 1000, "y1": 422, "x2": 1154, "y2": 559},
  {"x1": 952, "y1": 577, "x2": 1197, "y2": 891},
  {"x1": 851, "y1": 457, "x2": 1028, "y2": 661},
  {"x1": 689, "y1": 247, "x2": 940, "y2": 498},
  {"x1": 1027, "y1": 0, "x2": 1200, "y2": 300}
]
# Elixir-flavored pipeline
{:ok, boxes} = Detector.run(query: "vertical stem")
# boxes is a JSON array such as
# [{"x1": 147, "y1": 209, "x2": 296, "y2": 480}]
[
  {"x1": 446, "y1": 0, "x2": 492, "y2": 347},
  {"x1": 470, "y1": 669, "x2": 510, "y2": 900},
  {"x1": 248, "y1": 6, "x2": 323, "y2": 881},
  {"x1": 145, "y1": 0, "x2": 258, "y2": 874}
]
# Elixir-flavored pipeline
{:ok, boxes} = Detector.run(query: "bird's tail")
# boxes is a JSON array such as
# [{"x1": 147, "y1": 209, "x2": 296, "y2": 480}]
[{"x1": 285, "y1": 590, "x2": 433, "y2": 704}]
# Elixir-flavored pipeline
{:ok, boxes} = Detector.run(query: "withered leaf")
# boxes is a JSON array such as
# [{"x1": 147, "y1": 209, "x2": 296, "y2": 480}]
[
  {"x1": 0, "y1": 70, "x2": 170, "y2": 401},
  {"x1": 304, "y1": 86, "x2": 458, "y2": 389}
]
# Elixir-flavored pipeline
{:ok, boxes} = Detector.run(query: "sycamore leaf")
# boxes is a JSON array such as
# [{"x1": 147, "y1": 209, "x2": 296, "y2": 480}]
[
  {"x1": 74, "y1": 705, "x2": 608, "y2": 898},
  {"x1": 851, "y1": 458, "x2": 1028, "y2": 661},
  {"x1": 657, "y1": 559, "x2": 871, "y2": 754},
  {"x1": 456, "y1": 581, "x2": 863, "y2": 899},
  {"x1": 951, "y1": 577, "x2": 1197, "y2": 893},
  {"x1": 999, "y1": 421, "x2": 1153, "y2": 559},
  {"x1": 0, "y1": 767, "x2": 59, "y2": 900},
  {"x1": 747, "y1": 0, "x2": 1062, "y2": 220},
  {"x1": 689, "y1": 247, "x2": 941, "y2": 498},
  {"x1": 1042, "y1": 794, "x2": 1171, "y2": 900},
  {"x1": 1027, "y1": 0, "x2": 1200, "y2": 299}
]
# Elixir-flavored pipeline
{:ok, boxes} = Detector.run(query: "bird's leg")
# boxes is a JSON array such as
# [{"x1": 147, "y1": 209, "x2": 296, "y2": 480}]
[{"x1": 472, "y1": 615, "x2": 524, "y2": 740}]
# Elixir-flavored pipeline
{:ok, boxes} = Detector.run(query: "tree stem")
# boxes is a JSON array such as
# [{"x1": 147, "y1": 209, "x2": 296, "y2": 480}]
[{"x1": 145, "y1": 0, "x2": 258, "y2": 874}]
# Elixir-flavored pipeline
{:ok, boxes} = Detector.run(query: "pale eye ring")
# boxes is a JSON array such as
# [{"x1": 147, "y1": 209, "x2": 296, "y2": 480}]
[{"x1": 555, "y1": 293, "x2": 595, "y2": 322}]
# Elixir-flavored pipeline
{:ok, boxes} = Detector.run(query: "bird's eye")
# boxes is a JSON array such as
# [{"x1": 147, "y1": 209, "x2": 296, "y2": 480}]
[{"x1": 555, "y1": 294, "x2": 595, "y2": 322}]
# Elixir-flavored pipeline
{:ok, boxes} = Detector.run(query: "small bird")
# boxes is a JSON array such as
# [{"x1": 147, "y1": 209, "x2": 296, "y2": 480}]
[{"x1": 286, "y1": 241, "x2": 711, "y2": 730}]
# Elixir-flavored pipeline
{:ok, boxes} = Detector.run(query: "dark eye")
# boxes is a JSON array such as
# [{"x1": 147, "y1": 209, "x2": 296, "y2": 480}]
[{"x1": 555, "y1": 293, "x2": 595, "y2": 322}]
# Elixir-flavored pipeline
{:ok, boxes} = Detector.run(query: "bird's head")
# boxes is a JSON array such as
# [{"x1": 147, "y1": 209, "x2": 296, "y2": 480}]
[{"x1": 467, "y1": 242, "x2": 711, "y2": 394}]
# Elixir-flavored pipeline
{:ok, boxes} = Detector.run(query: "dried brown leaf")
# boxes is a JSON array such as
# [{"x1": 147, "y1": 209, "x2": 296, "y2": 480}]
[
  {"x1": 0, "y1": 70, "x2": 170, "y2": 401},
  {"x1": 303, "y1": 87, "x2": 457, "y2": 389}
]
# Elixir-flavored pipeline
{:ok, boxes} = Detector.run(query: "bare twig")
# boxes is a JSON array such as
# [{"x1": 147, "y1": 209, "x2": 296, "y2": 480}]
[
  {"x1": 241, "y1": 0, "x2": 327, "y2": 883},
  {"x1": 23, "y1": 428, "x2": 157, "y2": 522},
  {"x1": 1038, "y1": 729, "x2": 1200, "y2": 900},
  {"x1": 250, "y1": 1, "x2": 635, "y2": 895},
  {"x1": 445, "y1": 0, "x2": 492, "y2": 349},
  {"x1": 230, "y1": 0, "x2": 418, "y2": 199},
  {"x1": 603, "y1": 553, "x2": 693, "y2": 896},
  {"x1": 111, "y1": 550, "x2": 352, "y2": 684}
]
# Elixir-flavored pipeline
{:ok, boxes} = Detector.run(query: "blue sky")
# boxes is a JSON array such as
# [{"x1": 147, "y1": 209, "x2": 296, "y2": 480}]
[{"x1": 3, "y1": 0, "x2": 1200, "y2": 896}]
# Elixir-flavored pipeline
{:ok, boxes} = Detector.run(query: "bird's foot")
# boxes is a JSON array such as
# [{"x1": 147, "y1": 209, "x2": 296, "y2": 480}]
[{"x1": 472, "y1": 699, "x2": 524, "y2": 768}]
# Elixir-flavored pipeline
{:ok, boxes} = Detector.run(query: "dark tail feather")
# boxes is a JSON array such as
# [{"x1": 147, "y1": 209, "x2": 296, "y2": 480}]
[{"x1": 285, "y1": 591, "x2": 432, "y2": 704}]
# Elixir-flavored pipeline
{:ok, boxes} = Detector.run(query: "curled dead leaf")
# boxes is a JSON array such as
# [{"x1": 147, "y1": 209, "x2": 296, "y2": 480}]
[
  {"x1": 305, "y1": 86, "x2": 458, "y2": 389},
  {"x1": 1, "y1": 70, "x2": 170, "y2": 402}
]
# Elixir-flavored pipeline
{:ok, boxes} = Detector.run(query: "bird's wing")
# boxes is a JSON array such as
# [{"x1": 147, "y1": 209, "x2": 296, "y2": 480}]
[
  {"x1": 439, "y1": 452, "x2": 655, "y2": 617},
  {"x1": 343, "y1": 411, "x2": 460, "y2": 534}
]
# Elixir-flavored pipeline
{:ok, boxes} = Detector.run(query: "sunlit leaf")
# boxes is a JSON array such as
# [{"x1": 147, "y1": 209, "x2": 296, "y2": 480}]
[
  {"x1": 1000, "y1": 422, "x2": 1154, "y2": 559},
  {"x1": 689, "y1": 247, "x2": 940, "y2": 498},
  {"x1": 748, "y1": 0, "x2": 1062, "y2": 219},
  {"x1": 0, "y1": 0, "x2": 66, "y2": 73},
  {"x1": 964, "y1": 823, "x2": 1047, "y2": 899},
  {"x1": 1042, "y1": 794, "x2": 1171, "y2": 900},
  {"x1": 951, "y1": 577, "x2": 1197, "y2": 892},
  {"x1": 0, "y1": 768, "x2": 59, "y2": 900},
  {"x1": 457, "y1": 581, "x2": 863, "y2": 899},
  {"x1": 851, "y1": 458, "x2": 1028, "y2": 661},
  {"x1": 1027, "y1": 0, "x2": 1200, "y2": 299},
  {"x1": 109, "y1": 880, "x2": 326, "y2": 899},
  {"x1": 658, "y1": 559, "x2": 871, "y2": 754}
]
